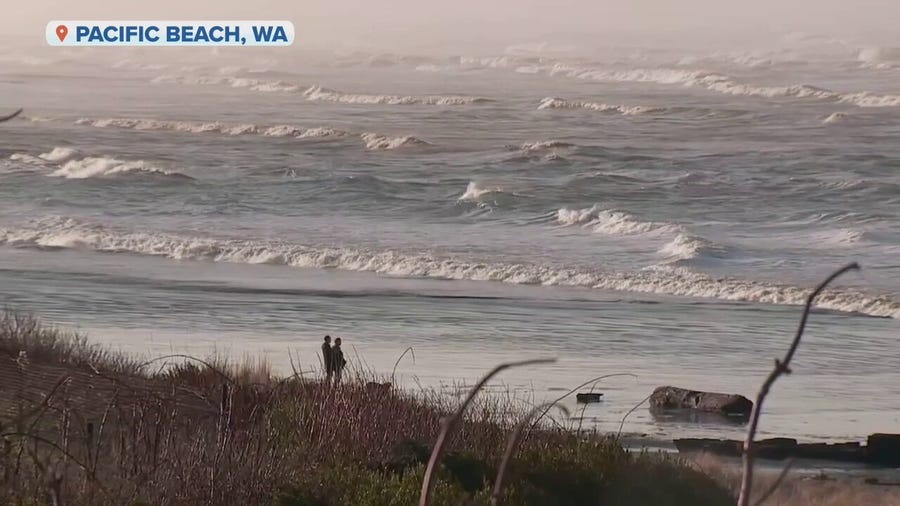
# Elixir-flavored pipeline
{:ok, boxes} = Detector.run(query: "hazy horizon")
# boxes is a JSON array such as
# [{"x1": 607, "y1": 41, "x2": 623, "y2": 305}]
[{"x1": 3, "y1": 0, "x2": 899, "y2": 54}]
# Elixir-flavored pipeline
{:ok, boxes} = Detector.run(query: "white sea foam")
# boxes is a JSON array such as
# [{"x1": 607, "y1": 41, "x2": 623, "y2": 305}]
[
  {"x1": 1, "y1": 218, "x2": 896, "y2": 319},
  {"x1": 39, "y1": 147, "x2": 80, "y2": 163},
  {"x1": 518, "y1": 140, "x2": 575, "y2": 152},
  {"x1": 658, "y1": 234, "x2": 727, "y2": 261},
  {"x1": 360, "y1": 133, "x2": 430, "y2": 150},
  {"x1": 302, "y1": 85, "x2": 489, "y2": 106},
  {"x1": 538, "y1": 97, "x2": 663, "y2": 115},
  {"x1": 75, "y1": 117, "x2": 355, "y2": 141},
  {"x1": 556, "y1": 205, "x2": 682, "y2": 235},
  {"x1": 823, "y1": 112, "x2": 850, "y2": 124},
  {"x1": 459, "y1": 181, "x2": 503, "y2": 201},
  {"x1": 542, "y1": 64, "x2": 900, "y2": 108},
  {"x1": 49, "y1": 157, "x2": 190, "y2": 180}
]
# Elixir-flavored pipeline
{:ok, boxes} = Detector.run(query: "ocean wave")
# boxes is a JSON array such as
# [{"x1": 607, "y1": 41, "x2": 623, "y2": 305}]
[
  {"x1": 75, "y1": 117, "x2": 424, "y2": 148},
  {"x1": 49, "y1": 157, "x2": 191, "y2": 180},
  {"x1": 538, "y1": 97, "x2": 664, "y2": 115},
  {"x1": 151, "y1": 74, "x2": 301, "y2": 92},
  {"x1": 75, "y1": 117, "x2": 352, "y2": 139},
  {"x1": 823, "y1": 112, "x2": 850, "y2": 124},
  {"x1": 39, "y1": 147, "x2": 80, "y2": 163},
  {"x1": 517, "y1": 140, "x2": 576, "y2": 152},
  {"x1": 658, "y1": 234, "x2": 728, "y2": 261},
  {"x1": 302, "y1": 85, "x2": 490, "y2": 106},
  {"x1": 360, "y1": 133, "x2": 430, "y2": 150},
  {"x1": 11, "y1": 147, "x2": 191, "y2": 181},
  {"x1": 556, "y1": 205, "x2": 681, "y2": 235},
  {"x1": 458, "y1": 181, "x2": 504, "y2": 201},
  {"x1": 1, "y1": 218, "x2": 896, "y2": 319},
  {"x1": 545, "y1": 64, "x2": 900, "y2": 108}
]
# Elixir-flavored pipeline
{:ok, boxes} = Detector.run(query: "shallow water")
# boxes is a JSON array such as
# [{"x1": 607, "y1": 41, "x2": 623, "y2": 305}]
[{"x1": 1, "y1": 40, "x2": 898, "y2": 443}]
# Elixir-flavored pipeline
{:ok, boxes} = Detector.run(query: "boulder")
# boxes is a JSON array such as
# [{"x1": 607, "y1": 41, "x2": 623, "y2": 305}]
[
  {"x1": 575, "y1": 392, "x2": 603, "y2": 404},
  {"x1": 867, "y1": 433, "x2": 900, "y2": 466},
  {"x1": 796, "y1": 442, "x2": 864, "y2": 463},
  {"x1": 755, "y1": 438, "x2": 798, "y2": 460},
  {"x1": 674, "y1": 438, "x2": 742, "y2": 457},
  {"x1": 650, "y1": 386, "x2": 753, "y2": 418}
]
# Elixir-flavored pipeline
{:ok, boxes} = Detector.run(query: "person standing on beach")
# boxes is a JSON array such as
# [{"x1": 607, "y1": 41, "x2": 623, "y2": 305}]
[
  {"x1": 322, "y1": 335, "x2": 334, "y2": 381},
  {"x1": 332, "y1": 337, "x2": 347, "y2": 384}
]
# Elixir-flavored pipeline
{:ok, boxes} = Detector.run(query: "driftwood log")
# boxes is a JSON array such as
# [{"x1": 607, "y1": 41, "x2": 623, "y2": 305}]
[
  {"x1": 650, "y1": 386, "x2": 752, "y2": 417},
  {"x1": 575, "y1": 392, "x2": 603, "y2": 404}
]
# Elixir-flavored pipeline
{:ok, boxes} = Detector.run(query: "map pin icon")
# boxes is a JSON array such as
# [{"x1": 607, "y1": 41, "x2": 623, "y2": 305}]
[{"x1": 56, "y1": 25, "x2": 68, "y2": 42}]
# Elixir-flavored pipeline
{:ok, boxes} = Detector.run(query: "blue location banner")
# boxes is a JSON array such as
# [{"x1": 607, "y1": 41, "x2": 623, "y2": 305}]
[{"x1": 46, "y1": 20, "x2": 295, "y2": 46}]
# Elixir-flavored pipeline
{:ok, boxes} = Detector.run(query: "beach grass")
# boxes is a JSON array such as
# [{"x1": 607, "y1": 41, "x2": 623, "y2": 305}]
[{"x1": 4, "y1": 311, "x2": 891, "y2": 505}]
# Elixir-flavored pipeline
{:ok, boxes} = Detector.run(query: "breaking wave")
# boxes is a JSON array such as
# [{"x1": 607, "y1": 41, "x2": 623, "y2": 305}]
[
  {"x1": 301, "y1": 85, "x2": 490, "y2": 106},
  {"x1": 556, "y1": 205, "x2": 682, "y2": 235},
  {"x1": 823, "y1": 112, "x2": 850, "y2": 124},
  {"x1": 538, "y1": 97, "x2": 664, "y2": 115},
  {"x1": 545, "y1": 64, "x2": 900, "y2": 108},
  {"x1": 75, "y1": 117, "x2": 351, "y2": 139},
  {"x1": 1, "y1": 218, "x2": 897, "y2": 319},
  {"x1": 658, "y1": 234, "x2": 728, "y2": 261},
  {"x1": 517, "y1": 140, "x2": 576, "y2": 152},
  {"x1": 74, "y1": 118, "x2": 426, "y2": 150},
  {"x1": 10, "y1": 147, "x2": 192, "y2": 181},
  {"x1": 51, "y1": 157, "x2": 190, "y2": 180},
  {"x1": 360, "y1": 133, "x2": 430, "y2": 150},
  {"x1": 458, "y1": 182, "x2": 505, "y2": 201},
  {"x1": 151, "y1": 74, "x2": 302, "y2": 92}
]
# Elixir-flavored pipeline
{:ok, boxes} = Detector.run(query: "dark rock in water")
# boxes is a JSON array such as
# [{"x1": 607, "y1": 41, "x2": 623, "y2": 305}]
[
  {"x1": 674, "y1": 438, "x2": 742, "y2": 457},
  {"x1": 796, "y1": 442, "x2": 864, "y2": 463},
  {"x1": 755, "y1": 438, "x2": 798, "y2": 460},
  {"x1": 650, "y1": 386, "x2": 752, "y2": 418},
  {"x1": 867, "y1": 433, "x2": 900, "y2": 466},
  {"x1": 576, "y1": 392, "x2": 603, "y2": 404},
  {"x1": 674, "y1": 438, "x2": 876, "y2": 465}
]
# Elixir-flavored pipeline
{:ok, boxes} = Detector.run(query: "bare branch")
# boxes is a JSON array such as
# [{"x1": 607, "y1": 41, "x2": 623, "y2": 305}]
[
  {"x1": 391, "y1": 346, "x2": 416, "y2": 383},
  {"x1": 530, "y1": 373, "x2": 637, "y2": 433},
  {"x1": 0, "y1": 108, "x2": 23, "y2": 123},
  {"x1": 616, "y1": 393, "x2": 653, "y2": 439},
  {"x1": 737, "y1": 262, "x2": 859, "y2": 506},
  {"x1": 419, "y1": 358, "x2": 555, "y2": 506}
]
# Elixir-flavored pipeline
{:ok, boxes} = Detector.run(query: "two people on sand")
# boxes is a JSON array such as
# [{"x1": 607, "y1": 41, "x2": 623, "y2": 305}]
[{"x1": 321, "y1": 335, "x2": 346, "y2": 383}]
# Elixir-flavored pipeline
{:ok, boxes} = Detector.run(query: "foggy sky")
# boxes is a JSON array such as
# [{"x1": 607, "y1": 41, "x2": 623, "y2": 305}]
[{"x1": 4, "y1": 0, "x2": 898, "y2": 51}]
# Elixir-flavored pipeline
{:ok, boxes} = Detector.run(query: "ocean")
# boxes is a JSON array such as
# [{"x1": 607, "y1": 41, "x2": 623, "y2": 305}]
[{"x1": 1, "y1": 36, "x2": 898, "y2": 444}]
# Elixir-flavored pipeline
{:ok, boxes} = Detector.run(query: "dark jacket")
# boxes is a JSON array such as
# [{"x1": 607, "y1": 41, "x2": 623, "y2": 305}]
[
  {"x1": 332, "y1": 345, "x2": 346, "y2": 372},
  {"x1": 322, "y1": 342, "x2": 334, "y2": 372}
]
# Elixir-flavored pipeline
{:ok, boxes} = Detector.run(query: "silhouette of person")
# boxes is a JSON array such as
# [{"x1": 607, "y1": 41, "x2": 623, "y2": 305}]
[
  {"x1": 333, "y1": 337, "x2": 347, "y2": 383},
  {"x1": 321, "y1": 335, "x2": 334, "y2": 380}
]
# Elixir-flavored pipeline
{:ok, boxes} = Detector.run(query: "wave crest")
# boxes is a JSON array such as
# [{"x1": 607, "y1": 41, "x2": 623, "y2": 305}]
[
  {"x1": 538, "y1": 97, "x2": 663, "y2": 115},
  {"x1": 51, "y1": 157, "x2": 191, "y2": 180},
  {"x1": 360, "y1": 133, "x2": 430, "y2": 150},
  {"x1": 1, "y1": 218, "x2": 897, "y2": 319},
  {"x1": 302, "y1": 85, "x2": 489, "y2": 106},
  {"x1": 556, "y1": 205, "x2": 682, "y2": 235}
]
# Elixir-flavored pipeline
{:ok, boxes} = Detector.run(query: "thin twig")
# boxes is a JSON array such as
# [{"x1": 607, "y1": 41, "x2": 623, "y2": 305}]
[
  {"x1": 492, "y1": 401, "x2": 569, "y2": 505},
  {"x1": 530, "y1": 373, "x2": 637, "y2": 433},
  {"x1": 616, "y1": 393, "x2": 653, "y2": 439},
  {"x1": 737, "y1": 262, "x2": 859, "y2": 506},
  {"x1": 419, "y1": 358, "x2": 555, "y2": 506},
  {"x1": 0, "y1": 108, "x2": 22, "y2": 123},
  {"x1": 391, "y1": 346, "x2": 416, "y2": 383}
]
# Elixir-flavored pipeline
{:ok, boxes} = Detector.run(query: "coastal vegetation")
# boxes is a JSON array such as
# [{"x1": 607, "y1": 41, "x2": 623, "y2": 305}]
[{"x1": 0, "y1": 311, "x2": 733, "y2": 505}]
